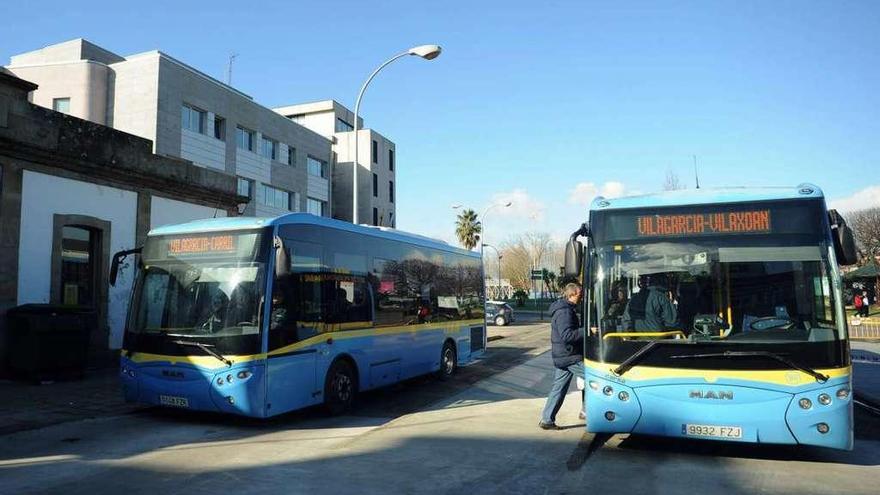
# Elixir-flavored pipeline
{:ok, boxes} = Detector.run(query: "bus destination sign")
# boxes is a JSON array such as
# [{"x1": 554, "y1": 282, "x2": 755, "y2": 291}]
[
  {"x1": 168, "y1": 235, "x2": 237, "y2": 255},
  {"x1": 637, "y1": 210, "x2": 771, "y2": 237}
]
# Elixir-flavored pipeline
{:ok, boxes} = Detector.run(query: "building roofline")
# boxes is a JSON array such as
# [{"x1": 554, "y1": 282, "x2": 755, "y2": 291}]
[{"x1": 0, "y1": 70, "x2": 38, "y2": 92}]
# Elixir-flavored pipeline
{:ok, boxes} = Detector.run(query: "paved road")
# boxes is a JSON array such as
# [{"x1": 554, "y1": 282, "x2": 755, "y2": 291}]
[{"x1": 1, "y1": 322, "x2": 878, "y2": 495}]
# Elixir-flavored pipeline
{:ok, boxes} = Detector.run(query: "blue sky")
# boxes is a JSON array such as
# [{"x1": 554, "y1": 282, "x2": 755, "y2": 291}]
[{"x1": 2, "y1": 0, "x2": 878, "y2": 246}]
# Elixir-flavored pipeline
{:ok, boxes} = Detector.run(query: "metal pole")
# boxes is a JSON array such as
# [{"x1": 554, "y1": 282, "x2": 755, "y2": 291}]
[{"x1": 352, "y1": 51, "x2": 409, "y2": 225}]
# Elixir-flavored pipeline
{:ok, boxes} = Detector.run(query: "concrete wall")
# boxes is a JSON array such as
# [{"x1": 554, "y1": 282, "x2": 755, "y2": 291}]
[
  {"x1": 180, "y1": 126, "x2": 226, "y2": 171},
  {"x1": 18, "y1": 170, "x2": 137, "y2": 349},
  {"x1": 6, "y1": 61, "x2": 111, "y2": 124},
  {"x1": 150, "y1": 196, "x2": 227, "y2": 230},
  {"x1": 109, "y1": 54, "x2": 160, "y2": 147}
]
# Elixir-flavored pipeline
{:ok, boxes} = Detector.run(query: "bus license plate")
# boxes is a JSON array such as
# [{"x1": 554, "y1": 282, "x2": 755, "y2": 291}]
[
  {"x1": 683, "y1": 424, "x2": 742, "y2": 439},
  {"x1": 159, "y1": 395, "x2": 189, "y2": 408}
]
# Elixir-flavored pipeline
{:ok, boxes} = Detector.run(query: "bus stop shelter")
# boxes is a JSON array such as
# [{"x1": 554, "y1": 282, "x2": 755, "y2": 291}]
[{"x1": 845, "y1": 260, "x2": 880, "y2": 303}]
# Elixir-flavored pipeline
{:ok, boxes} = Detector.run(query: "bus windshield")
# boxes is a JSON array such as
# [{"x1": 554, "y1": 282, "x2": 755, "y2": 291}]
[
  {"x1": 596, "y1": 242, "x2": 841, "y2": 342},
  {"x1": 125, "y1": 229, "x2": 268, "y2": 356},
  {"x1": 587, "y1": 199, "x2": 848, "y2": 369}
]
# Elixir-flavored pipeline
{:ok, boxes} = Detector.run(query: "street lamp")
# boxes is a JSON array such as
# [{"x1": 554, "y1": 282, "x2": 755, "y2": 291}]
[
  {"x1": 482, "y1": 243, "x2": 503, "y2": 300},
  {"x1": 352, "y1": 44, "x2": 442, "y2": 225}
]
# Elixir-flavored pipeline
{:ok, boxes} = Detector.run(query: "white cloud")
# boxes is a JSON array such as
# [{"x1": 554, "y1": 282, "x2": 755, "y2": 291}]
[
  {"x1": 828, "y1": 185, "x2": 880, "y2": 212},
  {"x1": 567, "y1": 181, "x2": 630, "y2": 206}
]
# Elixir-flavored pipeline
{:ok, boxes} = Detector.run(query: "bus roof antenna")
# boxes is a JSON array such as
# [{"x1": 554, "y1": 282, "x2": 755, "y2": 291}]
[{"x1": 693, "y1": 155, "x2": 701, "y2": 189}]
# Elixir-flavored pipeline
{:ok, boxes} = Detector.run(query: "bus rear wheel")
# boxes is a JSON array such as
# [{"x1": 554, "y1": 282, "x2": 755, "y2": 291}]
[
  {"x1": 324, "y1": 359, "x2": 356, "y2": 415},
  {"x1": 438, "y1": 341, "x2": 457, "y2": 381}
]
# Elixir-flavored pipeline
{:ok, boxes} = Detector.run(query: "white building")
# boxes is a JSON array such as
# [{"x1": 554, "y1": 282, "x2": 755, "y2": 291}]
[
  {"x1": 5, "y1": 39, "x2": 333, "y2": 219},
  {"x1": 0, "y1": 70, "x2": 243, "y2": 369}
]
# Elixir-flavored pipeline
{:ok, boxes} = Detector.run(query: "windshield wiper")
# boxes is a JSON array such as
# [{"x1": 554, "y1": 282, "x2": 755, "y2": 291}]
[
  {"x1": 614, "y1": 341, "x2": 665, "y2": 377},
  {"x1": 670, "y1": 350, "x2": 829, "y2": 383},
  {"x1": 170, "y1": 339, "x2": 233, "y2": 367}
]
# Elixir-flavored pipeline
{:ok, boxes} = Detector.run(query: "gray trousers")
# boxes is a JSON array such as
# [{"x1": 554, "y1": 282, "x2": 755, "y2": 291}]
[{"x1": 540, "y1": 362, "x2": 585, "y2": 424}]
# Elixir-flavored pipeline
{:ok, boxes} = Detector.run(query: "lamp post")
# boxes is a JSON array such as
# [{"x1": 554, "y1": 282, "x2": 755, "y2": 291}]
[
  {"x1": 352, "y1": 44, "x2": 442, "y2": 225},
  {"x1": 482, "y1": 243, "x2": 502, "y2": 299}
]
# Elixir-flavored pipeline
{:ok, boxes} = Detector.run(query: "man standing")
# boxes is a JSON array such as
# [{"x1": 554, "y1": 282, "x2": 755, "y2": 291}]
[{"x1": 540, "y1": 283, "x2": 586, "y2": 430}]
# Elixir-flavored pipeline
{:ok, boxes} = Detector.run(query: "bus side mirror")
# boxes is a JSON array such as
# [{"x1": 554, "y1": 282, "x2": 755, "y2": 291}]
[
  {"x1": 564, "y1": 223, "x2": 589, "y2": 278},
  {"x1": 274, "y1": 237, "x2": 290, "y2": 277},
  {"x1": 564, "y1": 239, "x2": 584, "y2": 278},
  {"x1": 829, "y1": 210, "x2": 859, "y2": 266},
  {"x1": 110, "y1": 248, "x2": 142, "y2": 286}
]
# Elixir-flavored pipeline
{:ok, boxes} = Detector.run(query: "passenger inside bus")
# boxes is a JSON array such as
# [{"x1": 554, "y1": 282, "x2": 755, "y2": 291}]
[{"x1": 622, "y1": 274, "x2": 679, "y2": 332}]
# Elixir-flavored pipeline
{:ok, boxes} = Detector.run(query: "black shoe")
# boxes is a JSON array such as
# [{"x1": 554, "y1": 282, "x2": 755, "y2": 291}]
[
  {"x1": 539, "y1": 422, "x2": 560, "y2": 430},
  {"x1": 578, "y1": 411, "x2": 586, "y2": 420}
]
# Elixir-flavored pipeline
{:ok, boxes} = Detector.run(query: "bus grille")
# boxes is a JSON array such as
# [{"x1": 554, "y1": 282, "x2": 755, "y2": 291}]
[{"x1": 470, "y1": 326, "x2": 485, "y2": 353}]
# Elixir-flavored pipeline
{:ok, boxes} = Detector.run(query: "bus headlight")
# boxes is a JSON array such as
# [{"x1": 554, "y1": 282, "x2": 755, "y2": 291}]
[
  {"x1": 237, "y1": 370, "x2": 252, "y2": 380},
  {"x1": 603, "y1": 386, "x2": 614, "y2": 396},
  {"x1": 217, "y1": 377, "x2": 224, "y2": 386},
  {"x1": 817, "y1": 423, "x2": 830, "y2": 434},
  {"x1": 817, "y1": 393, "x2": 832, "y2": 406},
  {"x1": 799, "y1": 398, "x2": 812, "y2": 410},
  {"x1": 836, "y1": 388, "x2": 850, "y2": 400},
  {"x1": 226, "y1": 374, "x2": 234, "y2": 384},
  {"x1": 618, "y1": 391, "x2": 630, "y2": 401},
  {"x1": 605, "y1": 411, "x2": 616, "y2": 421}
]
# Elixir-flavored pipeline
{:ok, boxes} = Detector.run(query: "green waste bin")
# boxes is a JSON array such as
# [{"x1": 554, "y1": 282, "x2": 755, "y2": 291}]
[{"x1": 6, "y1": 304, "x2": 96, "y2": 381}]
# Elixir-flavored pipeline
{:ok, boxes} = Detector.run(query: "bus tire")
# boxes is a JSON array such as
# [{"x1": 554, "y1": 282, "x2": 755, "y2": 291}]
[
  {"x1": 495, "y1": 315, "x2": 507, "y2": 326},
  {"x1": 438, "y1": 341, "x2": 457, "y2": 381},
  {"x1": 324, "y1": 359, "x2": 356, "y2": 415}
]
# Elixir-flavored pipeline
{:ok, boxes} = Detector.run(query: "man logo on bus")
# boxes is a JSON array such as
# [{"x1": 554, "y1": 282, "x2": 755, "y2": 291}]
[{"x1": 689, "y1": 390, "x2": 734, "y2": 400}]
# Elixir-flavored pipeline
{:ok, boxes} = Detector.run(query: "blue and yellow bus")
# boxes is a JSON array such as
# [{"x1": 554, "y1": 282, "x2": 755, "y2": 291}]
[
  {"x1": 563, "y1": 185, "x2": 859, "y2": 450},
  {"x1": 114, "y1": 214, "x2": 486, "y2": 417}
]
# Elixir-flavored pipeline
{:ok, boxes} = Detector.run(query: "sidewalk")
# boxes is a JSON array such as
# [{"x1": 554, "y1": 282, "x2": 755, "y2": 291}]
[
  {"x1": 0, "y1": 368, "x2": 145, "y2": 435},
  {"x1": 851, "y1": 341, "x2": 880, "y2": 407}
]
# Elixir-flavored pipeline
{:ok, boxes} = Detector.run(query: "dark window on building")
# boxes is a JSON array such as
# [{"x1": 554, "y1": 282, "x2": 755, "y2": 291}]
[
  {"x1": 236, "y1": 126, "x2": 255, "y2": 151},
  {"x1": 373, "y1": 207, "x2": 379, "y2": 226},
  {"x1": 53, "y1": 97, "x2": 71, "y2": 113},
  {"x1": 237, "y1": 177, "x2": 253, "y2": 199},
  {"x1": 389, "y1": 149, "x2": 394, "y2": 171},
  {"x1": 59, "y1": 226, "x2": 97, "y2": 307},
  {"x1": 389, "y1": 181, "x2": 394, "y2": 203},
  {"x1": 288, "y1": 146, "x2": 296, "y2": 166},
  {"x1": 335, "y1": 118, "x2": 354, "y2": 133},
  {"x1": 182, "y1": 104, "x2": 206, "y2": 134},
  {"x1": 214, "y1": 116, "x2": 226, "y2": 140},
  {"x1": 372, "y1": 140, "x2": 378, "y2": 164},
  {"x1": 261, "y1": 136, "x2": 277, "y2": 160},
  {"x1": 372, "y1": 173, "x2": 378, "y2": 197}
]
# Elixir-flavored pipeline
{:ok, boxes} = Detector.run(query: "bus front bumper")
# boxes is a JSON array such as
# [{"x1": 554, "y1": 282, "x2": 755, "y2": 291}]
[
  {"x1": 120, "y1": 356, "x2": 267, "y2": 417},
  {"x1": 585, "y1": 376, "x2": 853, "y2": 450}
]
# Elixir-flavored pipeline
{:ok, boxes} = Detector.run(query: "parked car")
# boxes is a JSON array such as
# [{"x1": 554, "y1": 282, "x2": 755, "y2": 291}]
[{"x1": 486, "y1": 300, "x2": 515, "y2": 326}]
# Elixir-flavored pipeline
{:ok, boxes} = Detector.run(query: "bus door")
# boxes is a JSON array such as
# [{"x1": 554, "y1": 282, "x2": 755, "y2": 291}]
[{"x1": 266, "y1": 241, "x2": 324, "y2": 412}]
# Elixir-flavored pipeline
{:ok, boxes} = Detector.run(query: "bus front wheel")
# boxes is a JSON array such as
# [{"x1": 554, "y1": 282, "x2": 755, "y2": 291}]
[
  {"x1": 438, "y1": 341, "x2": 457, "y2": 381},
  {"x1": 324, "y1": 359, "x2": 356, "y2": 415}
]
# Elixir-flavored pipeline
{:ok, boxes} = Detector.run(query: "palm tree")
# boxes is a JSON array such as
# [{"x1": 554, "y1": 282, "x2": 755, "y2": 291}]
[{"x1": 455, "y1": 209, "x2": 482, "y2": 250}]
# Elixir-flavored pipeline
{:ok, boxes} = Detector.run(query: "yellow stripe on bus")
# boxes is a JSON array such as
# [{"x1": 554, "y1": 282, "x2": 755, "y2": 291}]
[
  {"x1": 584, "y1": 359, "x2": 851, "y2": 386},
  {"x1": 124, "y1": 319, "x2": 485, "y2": 369}
]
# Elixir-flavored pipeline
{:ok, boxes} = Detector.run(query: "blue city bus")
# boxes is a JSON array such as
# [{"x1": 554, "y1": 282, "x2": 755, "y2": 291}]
[
  {"x1": 563, "y1": 185, "x2": 860, "y2": 450},
  {"x1": 113, "y1": 214, "x2": 486, "y2": 417}
]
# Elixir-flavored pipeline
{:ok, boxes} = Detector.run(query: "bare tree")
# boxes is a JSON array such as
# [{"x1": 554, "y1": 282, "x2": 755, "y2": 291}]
[
  {"x1": 499, "y1": 232, "x2": 560, "y2": 291},
  {"x1": 849, "y1": 207, "x2": 880, "y2": 260},
  {"x1": 663, "y1": 169, "x2": 685, "y2": 191}
]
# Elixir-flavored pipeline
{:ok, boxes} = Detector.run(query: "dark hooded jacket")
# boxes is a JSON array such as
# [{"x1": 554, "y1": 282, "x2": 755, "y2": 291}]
[{"x1": 549, "y1": 298, "x2": 584, "y2": 368}]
